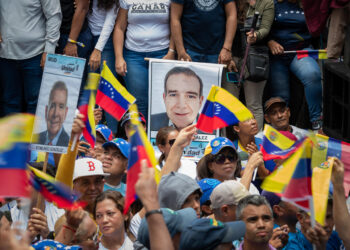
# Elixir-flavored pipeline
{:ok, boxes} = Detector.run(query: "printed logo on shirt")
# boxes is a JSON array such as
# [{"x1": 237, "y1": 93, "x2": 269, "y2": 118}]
[
  {"x1": 131, "y1": 3, "x2": 168, "y2": 13},
  {"x1": 194, "y1": 0, "x2": 219, "y2": 12}
]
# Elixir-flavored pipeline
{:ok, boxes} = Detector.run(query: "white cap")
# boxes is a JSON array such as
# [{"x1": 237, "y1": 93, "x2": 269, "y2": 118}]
[
  {"x1": 73, "y1": 158, "x2": 109, "y2": 181},
  {"x1": 210, "y1": 180, "x2": 250, "y2": 209}
]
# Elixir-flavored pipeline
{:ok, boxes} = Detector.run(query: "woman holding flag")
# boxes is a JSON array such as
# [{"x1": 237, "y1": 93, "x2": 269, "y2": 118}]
[{"x1": 196, "y1": 136, "x2": 262, "y2": 194}]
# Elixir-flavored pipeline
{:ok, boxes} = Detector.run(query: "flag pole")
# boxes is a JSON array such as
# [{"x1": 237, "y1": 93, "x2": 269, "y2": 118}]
[
  {"x1": 309, "y1": 196, "x2": 317, "y2": 250},
  {"x1": 35, "y1": 152, "x2": 49, "y2": 210}
]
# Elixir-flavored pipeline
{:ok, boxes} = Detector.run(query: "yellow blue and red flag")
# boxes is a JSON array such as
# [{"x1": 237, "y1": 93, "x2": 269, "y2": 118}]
[
  {"x1": 260, "y1": 124, "x2": 306, "y2": 161},
  {"x1": 0, "y1": 114, "x2": 35, "y2": 198},
  {"x1": 124, "y1": 104, "x2": 160, "y2": 214},
  {"x1": 96, "y1": 62, "x2": 135, "y2": 120},
  {"x1": 296, "y1": 49, "x2": 328, "y2": 60},
  {"x1": 196, "y1": 85, "x2": 253, "y2": 133},
  {"x1": 29, "y1": 167, "x2": 86, "y2": 210},
  {"x1": 311, "y1": 134, "x2": 350, "y2": 196},
  {"x1": 312, "y1": 158, "x2": 334, "y2": 225},
  {"x1": 78, "y1": 73, "x2": 100, "y2": 148},
  {"x1": 262, "y1": 138, "x2": 313, "y2": 211}
]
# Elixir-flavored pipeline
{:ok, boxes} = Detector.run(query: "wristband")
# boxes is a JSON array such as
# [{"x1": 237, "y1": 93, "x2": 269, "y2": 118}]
[
  {"x1": 168, "y1": 48, "x2": 176, "y2": 53},
  {"x1": 63, "y1": 224, "x2": 76, "y2": 233},
  {"x1": 222, "y1": 47, "x2": 231, "y2": 52},
  {"x1": 67, "y1": 38, "x2": 85, "y2": 48},
  {"x1": 145, "y1": 209, "x2": 163, "y2": 218}
]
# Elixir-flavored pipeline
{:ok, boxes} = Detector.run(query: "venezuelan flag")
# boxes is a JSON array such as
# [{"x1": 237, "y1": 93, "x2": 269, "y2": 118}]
[
  {"x1": 296, "y1": 49, "x2": 328, "y2": 60},
  {"x1": 0, "y1": 114, "x2": 35, "y2": 198},
  {"x1": 311, "y1": 134, "x2": 350, "y2": 195},
  {"x1": 260, "y1": 124, "x2": 306, "y2": 161},
  {"x1": 312, "y1": 158, "x2": 334, "y2": 225},
  {"x1": 30, "y1": 167, "x2": 86, "y2": 210},
  {"x1": 124, "y1": 104, "x2": 160, "y2": 214},
  {"x1": 96, "y1": 62, "x2": 135, "y2": 120},
  {"x1": 78, "y1": 73, "x2": 100, "y2": 148},
  {"x1": 262, "y1": 138, "x2": 312, "y2": 211},
  {"x1": 196, "y1": 85, "x2": 253, "y2": 133}
]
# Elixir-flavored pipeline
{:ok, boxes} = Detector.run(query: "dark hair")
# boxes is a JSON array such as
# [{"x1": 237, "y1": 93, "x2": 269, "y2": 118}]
[
  {"x1": 29, "y1": 161, "x2": 56, "y2": 177},
  {"x1": 93, "y1": 190, "x2": 130, "y2": 229},
  {"x1": 236, "y1": 195, "x2": 272, "y2": 220},
  {"x1": 196, "y1": 148, "x2": 241, "y2": 180},
  {"x1": 0, "y1": 211, "x2": 12, "y2": 223},
  {"x1": 49, "y1": 81, "x2": 68, "y2": 105},
  {"x1": 156, "y1": 126, "x2": 177, "y2": 165},
  {"x1": 164, "y1": 67, "x2": 203, "y2": 97},
  {"x1": 97, "y1": 0, "x2": 120, "y2": 10},
  {"x1": 235, "y1": 0, "x2": 247, "y2": 24}
]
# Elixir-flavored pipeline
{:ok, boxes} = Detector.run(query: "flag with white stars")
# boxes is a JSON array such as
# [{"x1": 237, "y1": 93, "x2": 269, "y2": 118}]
[{"x1": 96, "y1": 62, "x2": 135, "y2": 120}]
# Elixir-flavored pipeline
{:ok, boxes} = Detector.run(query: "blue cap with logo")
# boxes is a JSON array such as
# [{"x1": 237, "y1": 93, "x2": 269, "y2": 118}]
[
  {"x1": 197, "y1": 178, "x2": 221, "y2": 206},
  {"x1": 96, "y1": 124, "x2": 113, "y2": 142},
  {"x1": 179, "y1": 218, "x2": 246, "y2": 250},
  {"x1": 102, "y1": 138, "x2": 130, "y2": 159},
  {"x1": 204, "y1": 137, "x2": 236, "y2": 155}
]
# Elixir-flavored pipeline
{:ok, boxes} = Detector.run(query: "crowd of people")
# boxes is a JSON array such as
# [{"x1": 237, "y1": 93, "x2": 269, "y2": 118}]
[{"x1": 0, "y1": 0, "x2": 350, "y2": 249}]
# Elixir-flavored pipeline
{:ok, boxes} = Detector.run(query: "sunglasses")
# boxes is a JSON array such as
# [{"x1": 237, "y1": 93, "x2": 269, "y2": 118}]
[
  {"x1": 213, "y1": 153, "x2": 237, "y2": 164},
  {"x1": 168, "y1": 139, "x2": 176, "y2": 146}
]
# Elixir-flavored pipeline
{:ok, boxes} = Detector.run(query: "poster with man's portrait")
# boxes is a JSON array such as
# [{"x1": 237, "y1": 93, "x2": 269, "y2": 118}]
[
  {"x1": 30, "y1": 54, "x2": 85, "y2": 154},
  {"x1": 149, "y1": 59, "x2": 224, "y2": 160}
]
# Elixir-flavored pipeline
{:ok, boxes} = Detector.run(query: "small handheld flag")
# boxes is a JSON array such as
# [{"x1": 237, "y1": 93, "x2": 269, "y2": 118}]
[
  {"x1": 196, "y1": 85, "x2": 253, "y2": 133},
  {"x1": 260, "y1": 124, "x2": 306, "y2": 161},
  {"x1": 30, "y1": 167, "x2": 86, "y2": 210},
  {"x1": 283, "y1": 49, "x2": 328, "y2": 60},
  {"x1": 0, "y1": 114, "x2": 35, "y2": 198},
  {"x1": 261, "y1": 138, "x2": 313, "y2": 211},
  {"x1": 78, "y1": 73, "x2": 100, "y2": 149},
  {"x1": 96, "y1": 62, "x2": 135, "y2": 120},
  {"x1": 312, "y1": 158, "x2": 334, "y2": 225},
  {"x1": 124, "y1": 104, "x2": 160, "y2": 214}
]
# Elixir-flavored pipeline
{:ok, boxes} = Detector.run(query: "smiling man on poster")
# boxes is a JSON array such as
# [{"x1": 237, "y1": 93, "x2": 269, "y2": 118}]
[
  {"x1": 151, "y1": 67, "x2": 204, "y2": 131},
  {"x1": 36, "y1": 81, "x2": 70, "y2": 146}
]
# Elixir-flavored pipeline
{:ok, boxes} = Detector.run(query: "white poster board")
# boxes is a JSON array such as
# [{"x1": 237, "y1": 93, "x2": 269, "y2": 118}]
[
  {"x1": 30, "y1": 54, "x2": 85, "y2": 154},
  {"x1": 149, "y1": 59, "x2": 223, "y2": 160}
]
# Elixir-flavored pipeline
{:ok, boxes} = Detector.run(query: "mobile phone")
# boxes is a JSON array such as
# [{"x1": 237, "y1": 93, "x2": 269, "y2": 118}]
[
  {"x1": 226, "y1": 72, "x2": 240, "y2": 83},
  {"x1": 79, "y1": 137, "x2": 90, "y2": 157}
]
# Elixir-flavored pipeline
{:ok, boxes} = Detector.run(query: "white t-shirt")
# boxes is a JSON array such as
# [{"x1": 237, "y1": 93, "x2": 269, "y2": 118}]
[
  {"x1": 129, "y1": 212, "x2": 142, "y2": 238},
  {"x1": 236, "y1": 177, "x2": 260, "y2": 195},
  {"x1": 99, "y1": 234, "x2": 133, "y2": 250},
  {"x1": 156, "y1": 158, "x2": 197, "y2": 180},
  {"x1": 88, "y1": 1, "x2": 118, "y2": 51},
  {"x1": 120, "y1": 0, "x2": 170, "y2": 52},
  {"x1": 10, "y1": 201, "x2": 65, "y2": 232}
]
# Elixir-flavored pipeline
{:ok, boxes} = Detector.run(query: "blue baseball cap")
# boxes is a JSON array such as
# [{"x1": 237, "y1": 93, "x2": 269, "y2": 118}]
[
  {"x1": 179, "y1": 218, "x2": 246, "y2": 250},
  {"x1": 197, "y1": 178, "x2": 221, "y2": 206},
  {"x1": 204, "y1": 137, "x2": 236, "y2": 155},
  {"x1": 102, "y1": 138, "x2": 130, "y2": 159},
  {"x1": 96, "y1": 124, "x2": 113, "y2": 142},
  {"x1": 121, "y1": 111, "x2": 146, "y2": 127},
  {"x1": 138, "y1": 208, "x2": 197, "y2": 249}
]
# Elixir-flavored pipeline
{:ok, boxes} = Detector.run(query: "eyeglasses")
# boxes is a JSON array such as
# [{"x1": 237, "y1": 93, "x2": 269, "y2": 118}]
[
  {"x1": 213, "y1": 153, "x2": 236, "y2": 164},
  {"x1": 168, "y1": 139, "x2": 176, "y2": 146}
]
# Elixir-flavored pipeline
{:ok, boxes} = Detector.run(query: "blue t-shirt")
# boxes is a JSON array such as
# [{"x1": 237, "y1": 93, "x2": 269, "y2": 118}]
[
  {"x1": 103, "y1": 182, "x2": 127, "y2": 196},
  {"x1": 288, "y1": 230, "x2": 343, "y2": 250},
  {"x1": 270, "y1": 0, "x2": 311, "y2": 51},
  {"x1": 171, "y1": 0, "x2": 233, "y2": 54}
]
